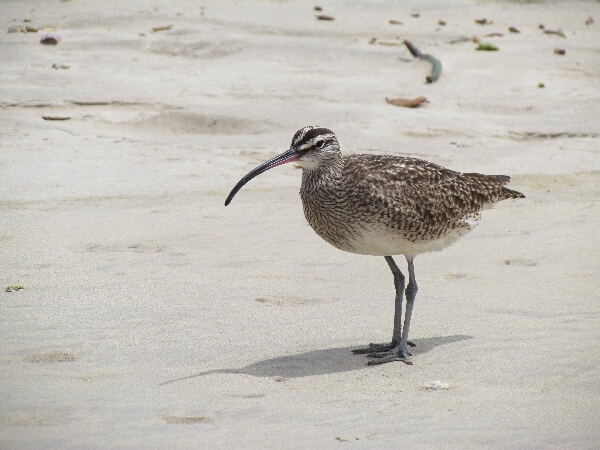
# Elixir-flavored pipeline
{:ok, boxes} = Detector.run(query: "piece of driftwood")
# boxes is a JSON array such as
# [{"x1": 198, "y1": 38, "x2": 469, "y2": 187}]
[{"x1": 403, "y1": 40, "x2": 442, "y2": 83}]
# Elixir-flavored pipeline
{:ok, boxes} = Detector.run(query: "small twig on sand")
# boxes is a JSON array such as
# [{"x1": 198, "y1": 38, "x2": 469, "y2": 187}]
[
  {"x1": 544, "y1": 29, "x2": 566, "y2": 37},
  {"x1": 6, "y1": 285, "x2": 25, "y2": 292},
  {"x1": 42, "y1": 116, "x2": 71, "y2": 121},
  {"x1": 152, "y1": 25, "x2": 172, "y2": 32},
  {"x1": 385, "y1": 96, "x2": 428, "y2": 108},
  {"x1": 404, "y1": 40, "x2": 442, "y2": 83}
]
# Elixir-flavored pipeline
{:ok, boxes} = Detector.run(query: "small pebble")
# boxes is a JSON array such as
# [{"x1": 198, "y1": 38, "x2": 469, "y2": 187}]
[
  {"x1": 538, "y1": 82, "x2": 545, "y2": 88},
  {"x1": 424, "y1": 380, "x2": 450, "y2": 390},
  {"x1": 40, "y1": 32, "x2": 61, "y2": 45}
]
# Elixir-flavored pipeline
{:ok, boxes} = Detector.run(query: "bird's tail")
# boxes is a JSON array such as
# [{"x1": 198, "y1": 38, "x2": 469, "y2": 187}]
[
  {"x1": 463, "y1": 173, "x2": 525, "y2": 202},
  {"x1": 500, "y1": 186, "x2": 526, "y2": 200}
]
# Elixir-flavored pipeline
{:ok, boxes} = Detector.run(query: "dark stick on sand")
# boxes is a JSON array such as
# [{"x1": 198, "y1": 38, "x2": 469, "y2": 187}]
[{"x1": 404, "y1": 40, "x2": 442, "y2": 83}]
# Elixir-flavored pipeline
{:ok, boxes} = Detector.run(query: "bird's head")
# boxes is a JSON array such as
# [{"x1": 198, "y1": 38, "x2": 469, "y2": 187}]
[
  {"x1": 289, "y1": 126, "x2": 340, "y2": 170},
  {"x1": 224, "y1": 126, "x2": 339, "y2": 206}
]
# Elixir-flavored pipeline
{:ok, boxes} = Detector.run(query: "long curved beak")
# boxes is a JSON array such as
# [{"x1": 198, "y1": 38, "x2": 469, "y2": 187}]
[{"x1": 224, "y1": 147, "x2": 301, "y2": 206}]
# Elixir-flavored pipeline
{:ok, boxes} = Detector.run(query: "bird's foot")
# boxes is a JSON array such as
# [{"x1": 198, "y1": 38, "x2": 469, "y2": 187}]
[
  {"x1": 351, "y1": 341, "x2": 415, "y2": 355},
  {"x1": 352, "y1": 342, "x2": 414, "y2": 365},
  {"x1": 366, "y1": 347, "x2": 412, "y2": 365}
]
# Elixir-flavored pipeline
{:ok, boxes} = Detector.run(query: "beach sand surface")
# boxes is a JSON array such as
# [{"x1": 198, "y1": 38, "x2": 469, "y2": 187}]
[{"x1": 1, "y1": 0, "x2": 599, "y2": 448}]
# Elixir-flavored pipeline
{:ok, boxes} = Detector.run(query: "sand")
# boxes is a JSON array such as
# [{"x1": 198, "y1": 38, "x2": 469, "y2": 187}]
[{"x1": 1, "y1": 0, "x2": 599, "y2": 448}]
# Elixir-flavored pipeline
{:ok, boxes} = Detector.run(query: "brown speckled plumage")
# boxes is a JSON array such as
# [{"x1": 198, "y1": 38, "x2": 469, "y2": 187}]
[
  {"x1": 225, "y1": 126, "x2": 525, "y2": 364},
  {"x1": 294, "y1": 127, "x2": 524, "y2": 257}
]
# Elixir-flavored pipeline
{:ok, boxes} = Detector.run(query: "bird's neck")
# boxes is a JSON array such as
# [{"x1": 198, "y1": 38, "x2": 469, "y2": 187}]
[{"x1": 300, "y1": 154, "x2": 344, "y2": 190}]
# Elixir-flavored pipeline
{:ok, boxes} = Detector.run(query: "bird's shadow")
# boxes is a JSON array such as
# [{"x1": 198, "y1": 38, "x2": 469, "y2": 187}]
[{"x1": 160, "y1": 335, "x2": 472, "y2": 385}]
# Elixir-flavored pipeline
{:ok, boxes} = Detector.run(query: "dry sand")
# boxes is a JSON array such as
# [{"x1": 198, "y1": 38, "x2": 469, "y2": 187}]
[{"x1": 1, "y1": 0, "x2": 599, "y2": 448}]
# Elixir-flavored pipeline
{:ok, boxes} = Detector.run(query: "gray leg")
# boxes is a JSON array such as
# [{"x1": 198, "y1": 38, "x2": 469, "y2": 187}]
[
  {"x1": 400, "y1": 257, "x2": 418, "y2": 355},
  {"x1": 366, "y1": 256, "x2": 418, "y2": 365},
  {"x1": 385, "y1": 255, "x2": 405, "y2": 346},
  {"x1": 352, "y1": 256, "x2": 415, "y2": 364}
]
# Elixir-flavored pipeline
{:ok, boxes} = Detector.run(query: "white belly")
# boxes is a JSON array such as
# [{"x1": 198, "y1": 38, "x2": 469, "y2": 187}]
[{"x1": 336, "y1": 218, "x2": 480, "y2": 258}]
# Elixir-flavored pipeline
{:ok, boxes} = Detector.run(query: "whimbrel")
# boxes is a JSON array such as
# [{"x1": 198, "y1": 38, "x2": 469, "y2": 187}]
[{"x1": 225, "y1": 126, "x2": 525, "y2": 364}]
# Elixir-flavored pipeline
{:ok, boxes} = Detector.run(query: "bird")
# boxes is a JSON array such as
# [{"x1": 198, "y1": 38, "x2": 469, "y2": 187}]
[{"x1": 225, "y1": 126, "x2": 525, "y2": 365}]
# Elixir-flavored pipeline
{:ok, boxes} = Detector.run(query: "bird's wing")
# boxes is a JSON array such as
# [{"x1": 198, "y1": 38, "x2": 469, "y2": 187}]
[{"x1": 344, "y1": 155, "x2": 519, "y2": 235}]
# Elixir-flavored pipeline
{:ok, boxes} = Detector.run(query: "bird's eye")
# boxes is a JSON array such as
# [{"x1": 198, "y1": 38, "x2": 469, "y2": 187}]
[{"x1": 316, "y1": 140, "x2": 325, "y2": 149}]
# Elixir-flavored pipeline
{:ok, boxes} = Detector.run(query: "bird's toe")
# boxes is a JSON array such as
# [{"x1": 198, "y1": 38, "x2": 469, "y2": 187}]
[
  {"x1": 352, "y1": 341, "x2": 415, "y2": 355},
  {"x1": 354, "y1": 343, "x2": 413, "y2": 365},
  {"x1": 367, "y1": 355, "x2": 413, "y2": 366}
]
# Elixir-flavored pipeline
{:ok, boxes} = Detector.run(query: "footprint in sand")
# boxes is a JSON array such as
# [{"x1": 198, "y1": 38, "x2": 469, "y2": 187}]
[
  {"x1": 162, "y1": 415, "x2": 212, "y2": 425},
  {"x1": 24, "y1": 352, "x2": 78, "y2": 363},
  {"x1": 504, "y1": 258, "x2": 538, "y2": 266}
]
